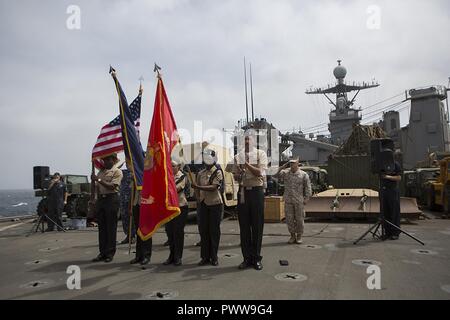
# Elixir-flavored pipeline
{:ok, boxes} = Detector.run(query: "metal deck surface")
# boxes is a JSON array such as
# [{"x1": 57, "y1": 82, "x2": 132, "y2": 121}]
[{"x1": 0, "y1": 213, "x2": 449, "y2": 300}]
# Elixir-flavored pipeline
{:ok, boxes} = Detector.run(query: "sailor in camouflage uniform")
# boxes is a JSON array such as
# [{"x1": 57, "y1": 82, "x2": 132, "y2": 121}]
[{"x1": 277, "y1": 158, "x2": 312, "y2": 244}]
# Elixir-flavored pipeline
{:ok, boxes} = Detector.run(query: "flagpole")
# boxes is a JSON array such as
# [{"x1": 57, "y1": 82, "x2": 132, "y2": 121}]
[
  {"x1": 128, "y1": 183, "x2": 135, "y2": 255},
  {"x1": 128, "y1": 74, "x2": 143, "y2": 254},
  {"x1": 88, "y1": 160, "x2": 96, "y2": 222},
  {"x1": 139, "y1": 76, "x2": 144, "y2": 97},
  {"x1": 185, "y1": 165, "x2": 195, "y2": 184}
]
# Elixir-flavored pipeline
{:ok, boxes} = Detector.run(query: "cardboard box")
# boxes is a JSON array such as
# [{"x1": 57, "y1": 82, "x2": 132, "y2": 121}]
[{"x1": 264, "y1": 196, "x2": 285, "y2": 222}]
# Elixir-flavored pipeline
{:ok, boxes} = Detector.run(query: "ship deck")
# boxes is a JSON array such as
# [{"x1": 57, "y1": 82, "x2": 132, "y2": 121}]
[{"x1": 0, "y1": 212, "x2": 449, "y2": 300}]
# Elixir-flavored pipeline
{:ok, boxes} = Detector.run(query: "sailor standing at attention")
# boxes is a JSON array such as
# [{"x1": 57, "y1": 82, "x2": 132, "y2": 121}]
[
  {"x1": 163, "y1": 160, "x2": 189, "y2": 266},
  {"x1": 192, "y1": 149, "x2": 224, "y2": 266},
  {"x1": 228, "y1": 132, "x2": 268, "y2": 271},
  {"x1": 45, "y1": 172, "x2": 67, "y2": 232},
  {"x1": 380, "y1": 150, "x2": 402, "y2": 241},
  {"x1": 91, "y1": 153, "x2": 123, "y2": 263}
]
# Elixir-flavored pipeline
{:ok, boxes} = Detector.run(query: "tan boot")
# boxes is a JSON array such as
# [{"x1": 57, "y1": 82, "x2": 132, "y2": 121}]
[
  {"x1": 288, "y1": 234, "x2": 296, "y2": 244},
  {"x1": 295, "y1": 234, "x2": 303, "y2": 244}
]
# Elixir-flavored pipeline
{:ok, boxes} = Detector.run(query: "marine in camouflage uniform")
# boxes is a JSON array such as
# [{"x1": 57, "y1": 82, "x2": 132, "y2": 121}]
[{"x1": 278, "y1": 159, "x2": 312, "y2": 244}]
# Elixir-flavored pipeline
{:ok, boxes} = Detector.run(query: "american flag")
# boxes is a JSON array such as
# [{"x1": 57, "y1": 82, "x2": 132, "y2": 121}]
[{"x1": 92, "y1": 94, "x2": 142, "y2": 164}]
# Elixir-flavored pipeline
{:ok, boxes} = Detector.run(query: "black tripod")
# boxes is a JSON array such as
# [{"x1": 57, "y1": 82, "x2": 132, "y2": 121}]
[
  {"x1": 354, "y1": 177, "x2": 424, "y2": 246},
  {"x1": 353, "y1": 216, "x2": 424, "y2": 245},
  {"x1": 26, "y1": 195, "x2": 66, "y2": 237},
  {"x1": 26, "y1": 213, "x2": 65, "y2": 237}
]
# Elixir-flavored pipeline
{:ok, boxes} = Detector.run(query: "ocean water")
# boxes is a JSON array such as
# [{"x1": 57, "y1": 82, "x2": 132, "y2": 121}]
[{"x1": 0, "y1": 190, "x2": 40, "y2": 218}]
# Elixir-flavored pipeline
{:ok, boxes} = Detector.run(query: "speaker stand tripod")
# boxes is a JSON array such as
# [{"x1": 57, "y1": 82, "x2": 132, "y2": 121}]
[
  {"x1": 353, "y1": 215, "x2": 424, "y2": 245},
  {"x1": 26, "y1": 213, "x2": 66, "y2": 237},
  {"x1": 354, "y1": 175, "x2": 424, "y2": 246},
  {"x1": 27, "y1": 192, "x2": 66, "y2": 237}
]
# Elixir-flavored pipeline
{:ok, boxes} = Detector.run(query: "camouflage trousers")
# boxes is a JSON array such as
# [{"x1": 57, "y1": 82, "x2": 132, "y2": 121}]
[{"x1": 285, "y1": 201, "x2": 305, "y2": 235}]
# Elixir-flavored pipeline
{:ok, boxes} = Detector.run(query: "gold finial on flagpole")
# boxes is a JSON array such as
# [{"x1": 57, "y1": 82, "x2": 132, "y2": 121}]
[{"x1": 139, "y1": 75, "x2": 144, "y2": 94}]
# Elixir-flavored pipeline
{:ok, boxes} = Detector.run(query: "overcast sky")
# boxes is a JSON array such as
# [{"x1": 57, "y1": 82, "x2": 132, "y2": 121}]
[{"x1": 1, "y1": 0, "x2": 449, "y2": 190}]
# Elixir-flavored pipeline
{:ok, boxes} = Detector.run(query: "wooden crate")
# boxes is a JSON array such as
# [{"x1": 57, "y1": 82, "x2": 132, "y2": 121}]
[{"x1": 264, "y1": 196, "x2": 285, "y2": 222}]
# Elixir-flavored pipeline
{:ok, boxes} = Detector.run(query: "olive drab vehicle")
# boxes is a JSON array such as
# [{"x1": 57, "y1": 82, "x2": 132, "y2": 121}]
[
  {"x1": 404, "y1": 168, "x2": 440, "y2": 206},
  {"x1": 275, "y1": 164, "x2": 329, "y2": 196},
  {"x1": 35, "y1": 174, "x2": 91, "y2": 218},
  {"x1": 300, "y1": 166, "x2": 329, "y2": 195},
  {"x1": 404, "y1": 152, "x2": 450, "y2": 209},
  {"x1": 403, "y1": 170, "x2": 417, "y2": 197}
]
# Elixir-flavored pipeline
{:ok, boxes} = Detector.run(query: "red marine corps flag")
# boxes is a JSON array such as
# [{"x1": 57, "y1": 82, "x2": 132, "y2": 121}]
[{"x1": 138, "y1": 66, "x2": 181, "y2": 240}]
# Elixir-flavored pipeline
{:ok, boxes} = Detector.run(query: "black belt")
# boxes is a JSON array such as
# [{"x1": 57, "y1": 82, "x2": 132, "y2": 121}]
[
  {"x1": 243, "y1": 186, "x2": 263, "y2": 191},
  {"x1": 98, "y1": 193, "x2": 119, "y2": 199},
  {"x1": 381, "y1": 186, "x2": 398, "y2": 191}
]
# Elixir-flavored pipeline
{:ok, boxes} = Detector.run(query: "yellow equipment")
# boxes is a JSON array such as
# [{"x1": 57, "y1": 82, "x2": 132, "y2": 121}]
[{"x1": 426, "y1": 157, "x2": 450, "y2": 212}]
